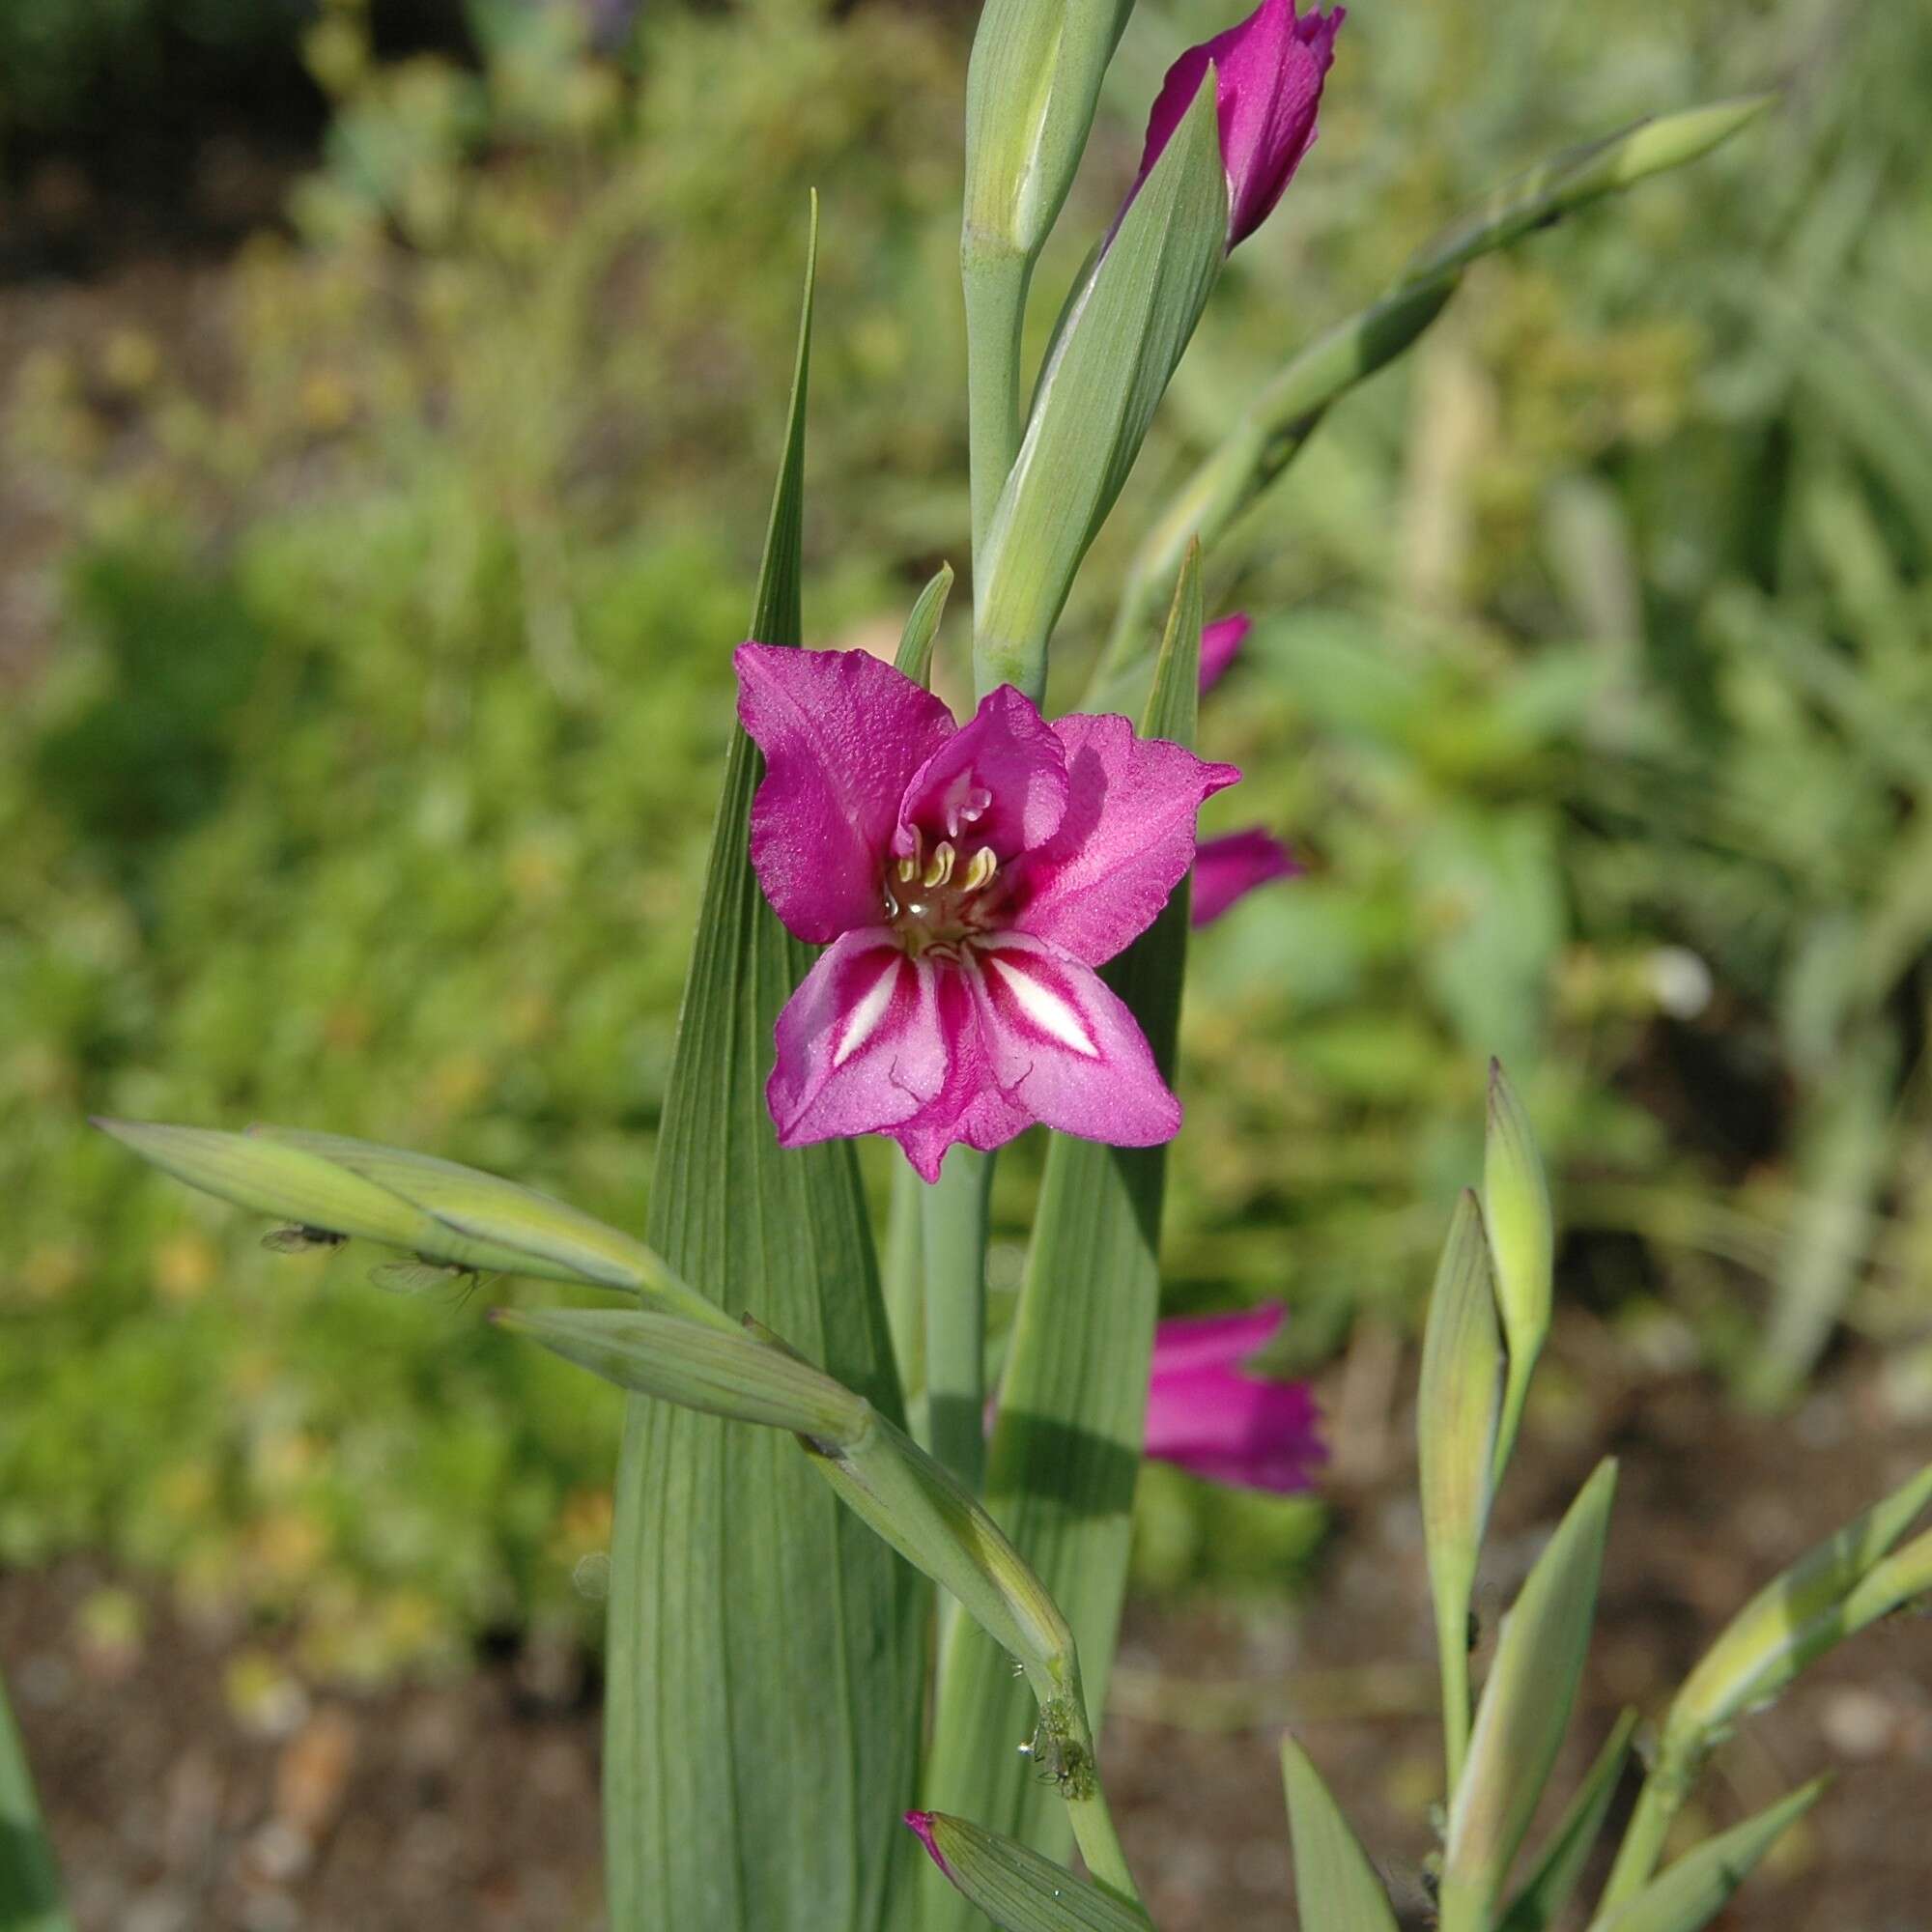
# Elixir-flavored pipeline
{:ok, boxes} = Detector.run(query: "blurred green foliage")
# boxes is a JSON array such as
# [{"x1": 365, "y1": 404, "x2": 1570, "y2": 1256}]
[{"x1": 3, "y1": 0, "x2": 1930, "y2": 1668}]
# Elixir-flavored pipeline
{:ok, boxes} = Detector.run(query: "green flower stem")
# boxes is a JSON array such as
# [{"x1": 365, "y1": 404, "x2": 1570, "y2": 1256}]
[
  {"x1": 883, "y1": 1158, "x2": 929, "y2": 1438},
  {"x1": 963, "y1": 241, "x2": 1033, "y2": 582},
  {"x1": 1598, "y1": 1757, "x2": 1695, "y2": 1915},
  {"x1": 923, "y1": 1147, "x2": 995, "y2": 1491}
]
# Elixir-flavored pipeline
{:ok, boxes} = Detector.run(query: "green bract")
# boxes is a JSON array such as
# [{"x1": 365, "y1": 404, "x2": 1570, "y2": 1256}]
[{"x1": 973, "y1": 74, "x2": 1226, "y2": 701}]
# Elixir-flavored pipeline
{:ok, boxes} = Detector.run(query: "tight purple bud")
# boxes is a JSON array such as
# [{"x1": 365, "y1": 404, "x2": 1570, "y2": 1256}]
[{"x1": 1131, "y1": 0, "x2": 1344, "y2": 252}]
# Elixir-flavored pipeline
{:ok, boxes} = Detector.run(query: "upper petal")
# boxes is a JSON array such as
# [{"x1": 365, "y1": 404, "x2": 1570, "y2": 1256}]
[
  {"x1": 1150, "y1": 1305, "x2": 1288, "y2": 1382},
  {"x1": 1191, "y1": 827, "x2": 1299, "y2": 926},
  {"x1": 966, "y1": 933, "x2": 1181, "y2": 1150},
  {"x1": 895, "y1": 684, "x2": 1067, "y2": 867},
  {"x1": 1012, "y1": 713, "x2": 1240, "y2": 966},
  {"x1": 1215, "y1": 1, "x2": 1343, "y2": 247},
  {"x1": 736, "y1": 642, "x2": 956, "y2": 945},
  {"x1": 1128, "y1": 1, "x2": 1342, "y2": 253},
  {"x1": 1144, "y1": 1366, "x2": 1326, "y2": 1493},
  {"x1": 766, "y1": 928, "x2": 951, "y2": 1151}
]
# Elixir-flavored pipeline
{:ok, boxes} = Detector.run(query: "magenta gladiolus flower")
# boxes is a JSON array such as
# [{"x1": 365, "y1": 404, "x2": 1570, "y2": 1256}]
[
  {"x1": 1192, "y1": 827, "x2": 1299, "y2": 925},
  {"x1": 1132, "y1": 0, "x2": 1344, "y2": 253},
  {"x1": 1199, "y1": 611, "x2": 1252, "y2": 692},
  {"x1": 1145, "y1": 1305, "x2": 1325, "y2": 1492},
  {"x1": 736, "y1": 643, "x2": 1239, "y2": 1182}
]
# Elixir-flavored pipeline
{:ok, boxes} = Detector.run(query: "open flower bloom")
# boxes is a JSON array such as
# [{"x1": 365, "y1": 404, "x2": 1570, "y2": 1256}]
[
  {"x1": 737, "y1": 644, "x2": 1239, "y2": 1181},
  {"x1": 1145, "y1": 1305, "x2": 1325, "y2": 1492},
  {"x1": 1192, "y1": 826, "x2": 1299, "y2": 925},
  {"x1": 1132, "y1": 0, "x2": 1344, "y2": 253}
]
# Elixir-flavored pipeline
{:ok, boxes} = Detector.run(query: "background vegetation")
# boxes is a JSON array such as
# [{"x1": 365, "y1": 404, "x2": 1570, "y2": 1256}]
[{"x1": 3, "y1": 0, "x2": 1928, "y2": 1676}]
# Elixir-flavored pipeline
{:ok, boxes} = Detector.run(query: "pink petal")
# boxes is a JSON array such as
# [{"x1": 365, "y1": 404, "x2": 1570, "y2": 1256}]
[
  {"x1": 966, "y1": 933, "x2": 1181, "y2": 1149},
  {"x1": 1151, "y1": 1305, "x2": 1287, "y2": 1378},
  {"x1": 896, "y1": 684, "x2": 1068, "y2": 866},
  {"x1": 1012, "y1": 713, "x2": 1240, "y2": 967},
  {"x1": 1131, "y1": 0, "x2": 1344, "y2": 253},
  {"x1": 885, "y1": 968, "x2": 1035, "y2": 1182},
  {"x1": 1145, "y1": 1361, "x2": 1326, "y2": 1494},
  {"x1": 1191, "y1": 827, "x2": 1299, "y2": 926},
  {"x1": 736, "y1": 642, "x2": 955, "y2": 946},
  {"x1": 767, "y1": 928, "x2": 950, "y2": 1153},
  {"x1": 1199, "y1": 612, "x2": 1251, "y2": 692}
]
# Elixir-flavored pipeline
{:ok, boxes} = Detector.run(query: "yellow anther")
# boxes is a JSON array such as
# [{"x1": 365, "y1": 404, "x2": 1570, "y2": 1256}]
[
  {"x1": 896, "y1": 854, "x2": 919, "y2": 883},
  {"x1": 960, "y1": 847, "x2": 998, "y2": 894},
  {"x1": 922, "y1": 842, "x2": 956, "y2": 890}
]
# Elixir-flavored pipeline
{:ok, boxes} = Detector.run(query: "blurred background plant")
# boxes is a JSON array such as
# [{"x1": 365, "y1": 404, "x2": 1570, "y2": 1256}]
[{"x1": 3, "y1": 0, "x2": 1929, "y2": 1678}]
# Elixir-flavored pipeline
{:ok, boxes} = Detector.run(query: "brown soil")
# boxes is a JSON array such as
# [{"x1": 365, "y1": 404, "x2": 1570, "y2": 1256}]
[{"x1": 8, "y1": 1329, "x2": 1930, "y2": 1931}]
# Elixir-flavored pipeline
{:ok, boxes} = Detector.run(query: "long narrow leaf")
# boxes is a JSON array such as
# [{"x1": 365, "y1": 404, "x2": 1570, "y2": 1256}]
[
  {"x1": 1098, "y1": 96, "x2": 1772, "y2": 683},
  {"x1": 1281, "y1": 1736, "x2": 1401, "y2": 1932},
  {"x1": 923, "y1": 549, "x2": 1208, "y2": 1920},
  {"x1": 601, "y1": 196, "x2": 924, "y2": 1932}
]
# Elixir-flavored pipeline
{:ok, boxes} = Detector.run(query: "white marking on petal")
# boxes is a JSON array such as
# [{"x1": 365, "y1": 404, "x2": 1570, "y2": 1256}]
[
  {"x1": 834, "y1": 954, "x2": 903, "y2": 1067},
  {"x1": 985, "y1": 952, "x2": 1099, "y2": 1058}
]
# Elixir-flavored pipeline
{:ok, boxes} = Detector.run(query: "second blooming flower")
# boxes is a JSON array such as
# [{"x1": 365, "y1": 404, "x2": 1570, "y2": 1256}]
[{"x1": 736, "y1": 642, "x2": 1238, "y2": 1180}]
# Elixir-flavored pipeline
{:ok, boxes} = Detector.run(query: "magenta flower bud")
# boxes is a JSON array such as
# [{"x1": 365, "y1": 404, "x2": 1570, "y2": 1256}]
[
  {"x1": 1131, "y1": 0, "x2": 1344, "y2": 253},
  {"x1": 1144, "y1": 1306, "x2": 1326, "y2": 1492},
  {"x1": 1191, "y1": 827, "x2": 1299, "y2": 925},
  {"x1": 1199, "y1": 611, "x2": 1252, "y2": 692},
  {"x1": 903, "y1": 1811, "x2": 954, "y2": 1883}
]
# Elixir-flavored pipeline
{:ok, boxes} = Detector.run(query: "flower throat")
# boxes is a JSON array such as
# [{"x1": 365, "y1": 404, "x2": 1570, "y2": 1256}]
[{"x1": 883, "y1": 826, "x2": 1003, "y2": 957}]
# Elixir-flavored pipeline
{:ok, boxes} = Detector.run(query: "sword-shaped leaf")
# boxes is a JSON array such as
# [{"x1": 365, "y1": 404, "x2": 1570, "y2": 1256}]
[{"x1": 601, "y1": 196, "x2": 924, "y2": 1932}]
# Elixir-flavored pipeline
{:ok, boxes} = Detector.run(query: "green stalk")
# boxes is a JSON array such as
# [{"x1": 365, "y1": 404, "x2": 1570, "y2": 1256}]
[
  {"x1": 964, "y1": 242, "x2": 1032, "y2": 582},
  {"x1": 1599, "y1": 1765, "x2": 1692, "y2": 1915},
  {"x1": 923, "y1": 1147, "x2": 995, "y2": 1492},
  {"x1": 883, "y1": 1159, "x2": 929, "y2": 1439}
]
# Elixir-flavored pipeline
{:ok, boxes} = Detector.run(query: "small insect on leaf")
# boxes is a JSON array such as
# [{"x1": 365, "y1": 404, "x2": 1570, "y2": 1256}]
[
  {"x1": 262, "y1": 1224, "x2": 349, "y2": 1255},
  {"x1": 1016, "y1": 1697, "x2": 1095, "y2": 1801},
  {"x1": 368, "y1": 1255, "x2": 494, "y2": 1305}
]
